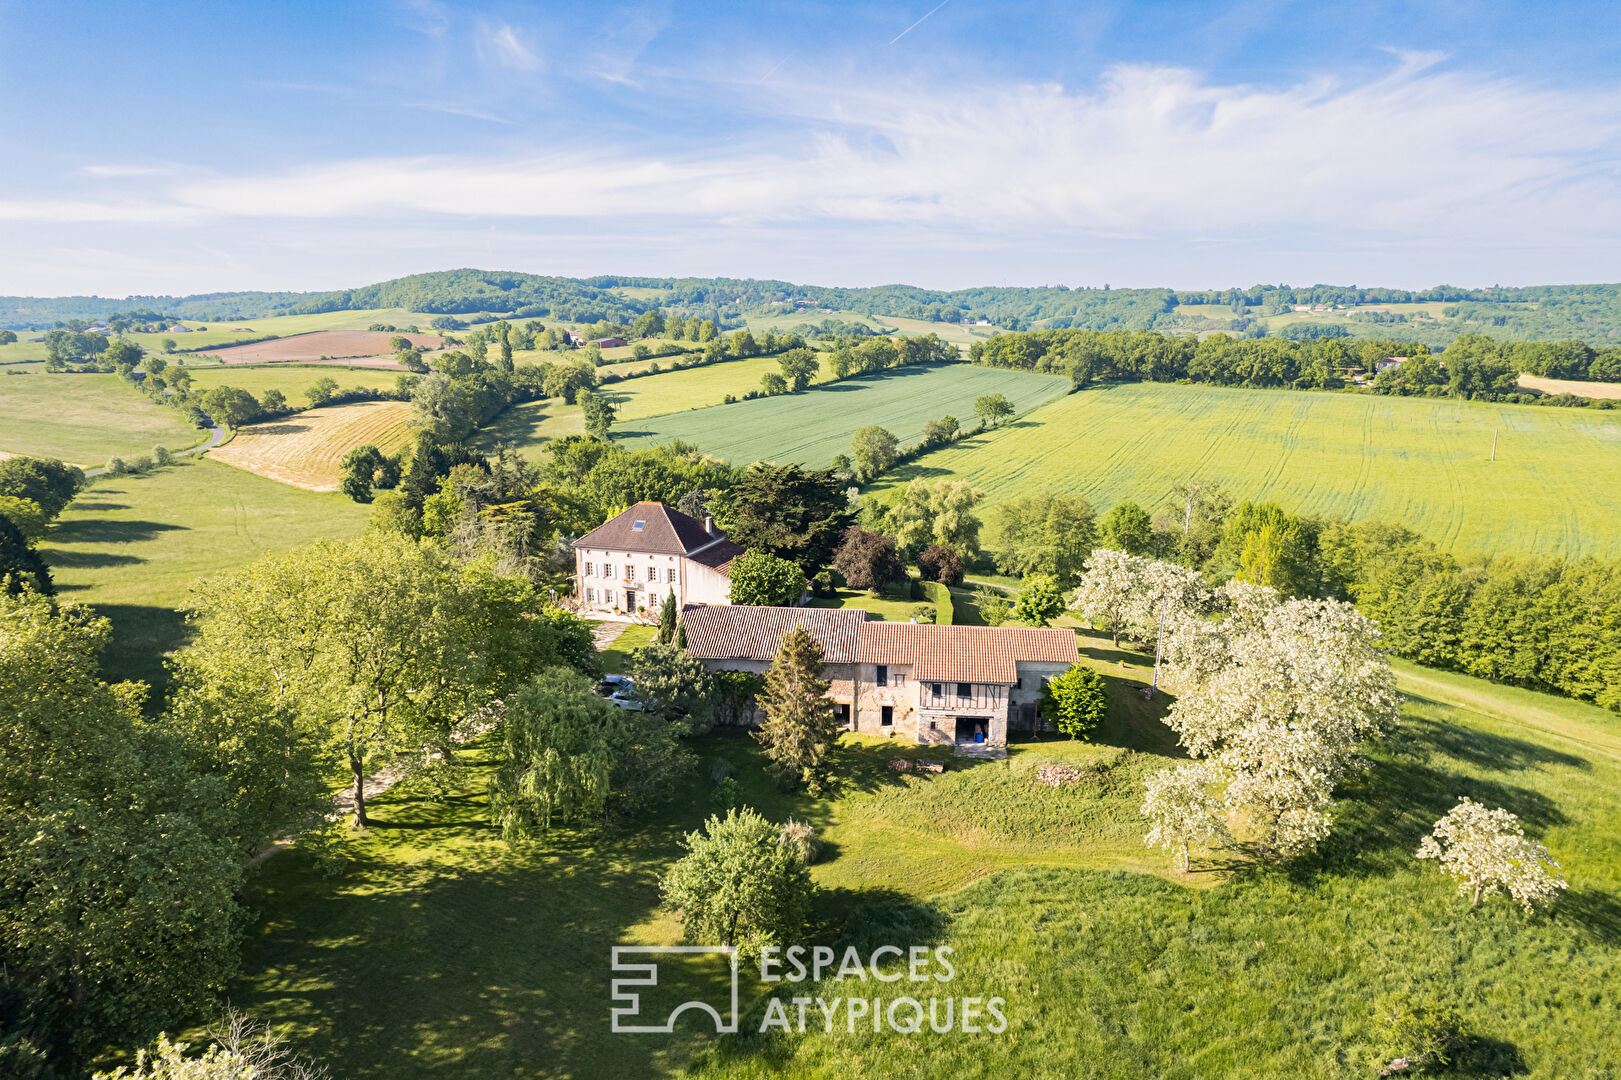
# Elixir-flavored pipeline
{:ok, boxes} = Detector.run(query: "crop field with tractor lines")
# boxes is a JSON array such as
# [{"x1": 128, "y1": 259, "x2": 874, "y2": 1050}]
[{"x1": 209, "y1": 400, "x2": 415, "y2": 491}]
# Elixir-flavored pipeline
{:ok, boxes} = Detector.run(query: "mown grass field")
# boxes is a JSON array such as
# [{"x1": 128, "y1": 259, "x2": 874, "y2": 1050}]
[
  {"x1": 617, "y1": 365, "x2": 1072, "y2": 466},
  {"x1": 880, "y1": 380, "x2": 1621, "y2": 559},
  {"x1": 186, "y1": 364, "x2": 402, "y2": 405},
  {"x1": 224, "y1": 625, "x2": 1621, "y2": 1078},
  {"x1": 210, "y1": 400, "x2": 415, "y2": 491},
  {"x1": 480, "y1": 354, "x2": 840, "y2": 457},
  {"x1": 0, "y1": 370, "x2": 202, "y2": 464},
  {"x1": 41, "y1": 458, "x2": 370, "y2": 690}
]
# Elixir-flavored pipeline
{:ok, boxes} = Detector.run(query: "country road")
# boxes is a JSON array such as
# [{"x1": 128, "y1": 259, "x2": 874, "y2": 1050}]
[{"x1": 82, "y1": 422, "x2": 226, "y2": 476}]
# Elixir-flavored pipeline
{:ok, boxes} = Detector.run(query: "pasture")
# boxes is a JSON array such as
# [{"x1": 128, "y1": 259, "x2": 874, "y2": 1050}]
[
  {"x1": 225, "y1": 630, "x2": 1621, "y2": 1078},
  {"x1": 185, "y1": 364, "x2": 400, "y2": 405},
  {"x1": 0, "y1": 370, "x2": 201, "y2": 464},
  {"x1": 617, "y1": 365, "x2": 1072, "y2": 466},
  {"x1": 41, "y1": 458, "x2": 370, "y2": 690},
  {"x1": 209, "y1": 400, "x2": 414, "y2": 491},
  {"x1": 880, "y1": 380, "x2": 1621, "y2": 560},
  {"x1": 480, "y1": 354, "x2": 840, "y2": 457},
  {"x1": 125, "y1": 307, "x2": 446, "y2": 354}
]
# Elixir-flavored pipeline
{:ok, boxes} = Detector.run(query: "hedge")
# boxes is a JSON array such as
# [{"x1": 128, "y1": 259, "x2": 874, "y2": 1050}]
[{"x1": 919, "y1": 580, "x2": 955, "y2": 625}]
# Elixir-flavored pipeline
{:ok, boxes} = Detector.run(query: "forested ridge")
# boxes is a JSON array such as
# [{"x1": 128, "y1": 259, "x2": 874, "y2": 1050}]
[{"x1": 7, "y1": 270, "x2": 1621, "y2": 345}]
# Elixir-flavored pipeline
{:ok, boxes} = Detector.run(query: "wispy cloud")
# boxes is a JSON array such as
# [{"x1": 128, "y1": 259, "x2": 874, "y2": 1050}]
[
  {"x1": 79, "y1": 163, "x2": 174, "y2": 178},
  {"x1": 479, "y1": 22, "x2": 541, "y2": 70},
  {"x1": 6, "y1": 57, "x2": 1619, "y2": 288}
]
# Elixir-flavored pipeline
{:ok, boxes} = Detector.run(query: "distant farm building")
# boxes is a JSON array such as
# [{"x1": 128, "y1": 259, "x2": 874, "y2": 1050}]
[
  {"x1": 590, "y1": 337, "x2": 629, "y2": 348},
  {"x1": 1375, "y1": 356, "x2": 1408, "y2": 374}
]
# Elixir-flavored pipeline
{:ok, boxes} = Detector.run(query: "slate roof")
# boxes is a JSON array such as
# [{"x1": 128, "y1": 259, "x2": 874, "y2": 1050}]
[
  {"x1": 574, "y1": 501, "x2": 727, "y2": 556},
  {"x1": 689, "y1": 540, "x2": 746, "y2": 577},
  {"x1": 681, "y1": 605, "x2": 867, "y2": 664}
]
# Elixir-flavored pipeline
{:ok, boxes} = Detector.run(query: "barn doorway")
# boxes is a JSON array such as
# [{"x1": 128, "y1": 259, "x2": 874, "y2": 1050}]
[{"x1": 954, "y1": 717, "x2": 989, "y2": 745}]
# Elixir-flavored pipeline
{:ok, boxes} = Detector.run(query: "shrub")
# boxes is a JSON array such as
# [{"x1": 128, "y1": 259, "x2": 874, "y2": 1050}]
[
  {"x1": 975, "y1": 585, "x2": 1011, "y2": 626},
  {"x1": 779, "y1": 818, "x2": 819, "y2": 864},
  {"x1": 152, "y1": 445, "x2": 175, "y2": 466},
  {"x1": 1040, "y1": 664, "x2": 1109, "y2": 739},
  {"x1": 104, "y1": 456, "x2": 129, "y2": 476},
  {"x1": 917, "y1": 543, "x2": 965, "y2": 585},
  {"x1": 1373, "y1": 991, "x2": 1464, "y2": 1075},
  {"x1": 911, "y1": 603, "x2": 937, "y2": 624}
]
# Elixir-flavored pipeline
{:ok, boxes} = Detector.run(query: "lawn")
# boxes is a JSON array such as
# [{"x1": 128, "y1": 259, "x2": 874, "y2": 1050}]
[
  {"x1": 221, "y1": 612, "x2": 1621, "y2": 1078},
  {"x1": 0, "y1": 369, "x2": 203, "y2": 464},
  {"x1": 807, "y1": 588, "x2": 932, "y2": 624},
  {"x1": 617, "y1": 365, "x2": 1072, "y2": 467},
  {"x1": 880, "y1": 380, "x2": 1621, "y2": 559},
  {"x1": 40, "y1": 458, "x2": 371, "y2": 691},
  {"x1": 186, "y1": 363, "x2": 402, "y2": 406}
]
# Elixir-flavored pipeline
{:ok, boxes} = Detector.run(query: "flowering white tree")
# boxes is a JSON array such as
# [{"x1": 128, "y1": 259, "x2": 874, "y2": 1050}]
[
  {"x1": 1070, "y1": 548, "x2": 1141, "y2": 646},
  {"x1": 1071, "y1": 549, "x2": 1211, "y2": 650},
  {"x1": 1142, "y1": 762, "x2": 1228, "y2": 871},
  {"x1": 1156, "y1": 595, "x2": 1399, "y2": 860},
  {"x1": 1416, "y1": 797, "x2": 1567, "y2": 912}
]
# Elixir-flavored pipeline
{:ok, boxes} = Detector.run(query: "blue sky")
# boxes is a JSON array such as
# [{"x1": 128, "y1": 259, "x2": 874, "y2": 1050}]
[{"x1": 1, "y1": 0, "x2": 1619, "y2": 296}]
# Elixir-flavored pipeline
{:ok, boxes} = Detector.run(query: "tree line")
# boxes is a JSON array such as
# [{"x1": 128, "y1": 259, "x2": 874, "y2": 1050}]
[{"x1": 970, "y1": 327, "x2": 1621, "y2": 392}]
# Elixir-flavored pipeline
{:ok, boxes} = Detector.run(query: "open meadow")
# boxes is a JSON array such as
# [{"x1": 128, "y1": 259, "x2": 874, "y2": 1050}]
[
  {"x1": 186, "y1": 363, "x2": 402, "y2": 404},
  {"x1": 880, "y1": 380, "x2": 1621, "y2": 559},
  {"x1": 39, "y1": 458, "x2": 371, "y2": 690},
  {"x1": 480, "y1": 354, "x2": 841, "y2": 456},
  {"x1": 0, "y1": 369, "x2": 202, "y2": 464},
  {"x1": 209, "y1": 400, "x2": 415, "y2": 491},
  {"x1": 200, "y1": 330, "x2": 440, "y2": 365},
  {"x1": 224, "y1": 622, "x2": 1621, "y2": 1079},
  {"x1": 617, "y1": 365, "x2": 1072, "y2": 466}
]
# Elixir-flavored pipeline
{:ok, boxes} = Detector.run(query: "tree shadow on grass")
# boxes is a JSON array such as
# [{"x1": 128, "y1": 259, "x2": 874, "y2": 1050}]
[
  {"x1": 90, "y1": 604, "x2": 192, "y2": 706},
  {"x1": 1453, "y1": 1034, "x2": 1529, "y2": 1075},
  {"x1": 1393, "y1": 711, "x2": 1590, "y2": 773},
  {"x1": 1296, "y1": 756, "x2": 1568, "y2": 885},
  {"x1": 1558, "y1": 886, "x2": 1621, "y2": 947},
  {"x1": 50, "y1": 517, "x2": 187, "y2": 544},
  {"x1": 70, "y1": 500, "x2": 129, "y2": 511},
  {"x1": 44, "y1": 548, "x2": 145, "y2": 569}
]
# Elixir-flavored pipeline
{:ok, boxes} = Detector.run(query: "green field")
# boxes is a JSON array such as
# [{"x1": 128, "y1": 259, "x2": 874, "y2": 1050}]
[
  {"x1": 879, "y1": 380, "x2": 1621, "y2": 559},
  {"x1": 223, "y1": 625, "x2": 1621, "y2": 1078},
  {"x1": 618, "y1": 365, "x2": 1072, "y2": 466},
  {"x1": 186, "y1": 363, "x2": 401, "y2": 404},
  {"x1": 41, "y1": 458, "x2": 371, "y2": 691},
  {"x1": 480, "y1": 354, "x2": 842, "y2": 456},
  {"x1": 0, "y1": 370, "x2": 202, "y2": 464}
]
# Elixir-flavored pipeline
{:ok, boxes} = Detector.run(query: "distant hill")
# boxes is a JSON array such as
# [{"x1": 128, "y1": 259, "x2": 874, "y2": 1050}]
[{"x1": 5, "y1": 269, "x2": 1620, "y2": 346}]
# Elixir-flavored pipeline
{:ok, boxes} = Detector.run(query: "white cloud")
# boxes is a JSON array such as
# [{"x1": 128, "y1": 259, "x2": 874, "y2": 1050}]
[{"x1": 4, "y1": 58, "x2": 1620, "y2": 289}]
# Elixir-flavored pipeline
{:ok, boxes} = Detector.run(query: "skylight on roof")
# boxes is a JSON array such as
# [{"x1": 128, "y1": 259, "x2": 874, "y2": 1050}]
[{"x1": 632, "y1": 520, "x2": 645, "y2": 530}]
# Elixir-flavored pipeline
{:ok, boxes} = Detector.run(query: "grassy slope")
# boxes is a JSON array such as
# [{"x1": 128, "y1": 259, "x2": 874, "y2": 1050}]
[
  {"x1": 881, "y1": 380, "x2": 1621, "y2": 559},
  {"x1": 227, "y1": 620, "x2": 1621, "y2": 1078},
  {"x1": 479, "y1": 354, "x2": 840, "y2": 457},
  {"x1": 0, "y1": 370, "x2": 201, "y2": 464},
  {"x1": 618, "y1": 366, "x2": 1072, "y2": 467},
  {"x1": 40, "y1": 458, "x2": 371, "y2": 690},
  {"x1": 186, "y1": 364, "x2": 400, "y2": 405}
]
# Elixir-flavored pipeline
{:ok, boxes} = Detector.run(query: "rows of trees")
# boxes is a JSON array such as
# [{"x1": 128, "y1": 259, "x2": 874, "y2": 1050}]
[{"x1": 971, "y1": 327, "x2": 1621, "y2": 392}]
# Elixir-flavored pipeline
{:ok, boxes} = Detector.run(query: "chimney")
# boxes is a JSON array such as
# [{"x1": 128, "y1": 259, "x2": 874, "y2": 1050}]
[{"x1": 704, "y1": 515, "x2": 715, "y2": 535}]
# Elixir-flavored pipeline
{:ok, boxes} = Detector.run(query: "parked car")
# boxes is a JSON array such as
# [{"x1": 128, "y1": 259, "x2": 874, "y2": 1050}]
[{"x1": 598, "y1": 674, "x2": 645, "y2": 711}]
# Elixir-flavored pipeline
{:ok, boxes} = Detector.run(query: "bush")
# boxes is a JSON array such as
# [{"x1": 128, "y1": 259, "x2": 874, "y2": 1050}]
[
  {"x1": 104, "y1": 456, "x2": 128, "y2": 476},
  {"x1": 1374, "y1": 991, "x2": 1465, "y2": 1074},
  {"x1": 779, "y1": 818, "x2": 820, "y2": 864},
  {"x1": 975, "y1": 585, "x2": 1011, "y2": 626},
  {"x1": 152, "y1": 445, "x2": 174, "y2": 466},
  {"x1": 917, "y1": 543, "x2": 964, "y2": 585},
  {"x1": 910, "y1": 603, "x2": 937, "y2": 624}
]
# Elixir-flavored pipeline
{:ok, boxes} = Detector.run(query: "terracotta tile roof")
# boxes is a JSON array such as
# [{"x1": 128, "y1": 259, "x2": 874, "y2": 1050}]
[
  {"x1": 858, "y1": 622, "x2": 1079, "y2": 683},
  {"x1": 680, "y1": 606, "x2": 1080, "y2": 681},
  {"x1": 681, "y1": 605, "x2": 866, "y2": 664},
  {"x1": 574, "y1": 501, "x2": 727, "y2": 556}
]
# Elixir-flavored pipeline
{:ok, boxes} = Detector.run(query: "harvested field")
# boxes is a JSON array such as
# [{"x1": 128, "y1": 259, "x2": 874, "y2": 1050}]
[
  {"x1": 200, "y1": 331, "x2": 441, "y2": 366},
  {"x1": 1518, "y1": 373, "x2": 1621, "y2": 400},
  {"x1": 209, "y1": 400, "x2": 414, "y2": 491}
]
